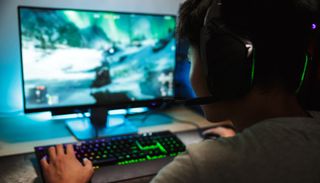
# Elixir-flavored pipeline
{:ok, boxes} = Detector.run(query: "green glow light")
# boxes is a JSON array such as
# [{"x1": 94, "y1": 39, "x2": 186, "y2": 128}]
[
  {"x1": 156, "y1": 142, "x2": 167, "y2": 153},
  {"x1": 117, "y1": 153, "x2": 173, "y2": 165},
  {"x1": 117, "y1": 158, "x2": 147, "y2": 165},
  {"x1": 136, "y1": 141, "x2": 167, "y2": 153},
  {"x1": 147, "y1": 155, "x2": 167, "y2": 160},
  {"x1": 251, "y1": 50, "x2": 256, "y2": 85},
  {"x1": 295, "y1": 54, "x2": 309, "y2": 94},
  {"x1": 170, "y1": 153, "x2": 177, "y2": 157}
]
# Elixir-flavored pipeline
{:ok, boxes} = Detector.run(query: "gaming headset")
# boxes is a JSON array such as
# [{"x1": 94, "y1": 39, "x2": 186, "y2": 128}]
[
  {"x1": 169, "y1": 0, "x2": 314, "y2": 106},
  {"x1": 200, "y1": 0, "x2": 314, "y2": 101},
  {"x1": 199, "y1": 0, "x2": 255, "y2": 102}
]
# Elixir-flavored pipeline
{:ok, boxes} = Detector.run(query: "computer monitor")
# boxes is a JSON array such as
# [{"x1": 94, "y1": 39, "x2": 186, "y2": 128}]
[{"x1": 18, "y1": 6, "x2": 176, "y2": 139}]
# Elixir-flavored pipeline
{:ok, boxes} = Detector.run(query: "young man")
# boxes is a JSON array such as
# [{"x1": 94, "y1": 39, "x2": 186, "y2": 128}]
[{"x1": 41, "y1": 0, "x2": 320, "y2": 182}]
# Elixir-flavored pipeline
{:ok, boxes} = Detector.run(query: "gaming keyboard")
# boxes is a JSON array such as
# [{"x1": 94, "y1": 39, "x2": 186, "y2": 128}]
[{"x1": 34, "y1": 131, "x2": 186, "y2": 168}]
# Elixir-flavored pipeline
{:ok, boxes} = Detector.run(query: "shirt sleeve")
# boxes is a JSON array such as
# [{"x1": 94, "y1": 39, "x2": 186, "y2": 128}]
[{"x1": 150, "y1": 153, "x2": 198, "y2": 183}]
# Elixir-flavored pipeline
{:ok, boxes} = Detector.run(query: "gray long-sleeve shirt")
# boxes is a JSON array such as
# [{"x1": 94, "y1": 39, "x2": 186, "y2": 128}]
[{"x1": 151, "y1": 112, "x2": 320, "y2": 183}]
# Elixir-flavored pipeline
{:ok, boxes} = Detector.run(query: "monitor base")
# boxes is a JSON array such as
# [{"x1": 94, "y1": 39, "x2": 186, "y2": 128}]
[{"x1": 66, "y1": 116, "x2": 138, "y2": 140}]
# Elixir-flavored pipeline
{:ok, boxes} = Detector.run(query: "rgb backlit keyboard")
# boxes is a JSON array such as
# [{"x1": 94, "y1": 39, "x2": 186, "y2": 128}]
[{"x1": 34, "y1": 131, "x2": 186, "y2": 168}]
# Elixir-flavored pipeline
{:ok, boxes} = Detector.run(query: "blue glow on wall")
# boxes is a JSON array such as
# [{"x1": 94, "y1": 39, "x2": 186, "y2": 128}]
[{"x1": 0, "y1": 1, "x2": 23, "y2": 113}]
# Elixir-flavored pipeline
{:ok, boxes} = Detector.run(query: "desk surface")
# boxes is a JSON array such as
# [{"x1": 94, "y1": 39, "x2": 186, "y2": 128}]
[{"x1": 0, "y1": 106, "x2": 228, "y2": 157}]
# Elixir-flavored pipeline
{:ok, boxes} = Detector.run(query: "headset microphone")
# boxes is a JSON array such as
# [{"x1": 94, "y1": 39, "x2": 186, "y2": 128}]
[{"x1": 161, "y1": 96, "x2": 219, "y2": 106}]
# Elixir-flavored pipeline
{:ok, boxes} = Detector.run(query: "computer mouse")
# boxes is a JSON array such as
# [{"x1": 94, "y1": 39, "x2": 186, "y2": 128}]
[
  {"x1": 202, "y1": 125, "x2": 236, "y2": 140},
  {"x1": 202, "y1": 132, "x2": 220, "y2": 140}
]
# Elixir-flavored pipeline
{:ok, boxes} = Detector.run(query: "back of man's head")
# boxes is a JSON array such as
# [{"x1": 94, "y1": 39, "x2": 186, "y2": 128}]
[{"x1": 178, "y1": 0, "x2": 319, "y2": 94}]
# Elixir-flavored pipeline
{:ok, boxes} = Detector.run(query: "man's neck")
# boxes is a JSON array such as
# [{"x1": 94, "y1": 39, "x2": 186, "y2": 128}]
[{"x1": 231, "y1": 87, "x2": 309, "y2": 131}]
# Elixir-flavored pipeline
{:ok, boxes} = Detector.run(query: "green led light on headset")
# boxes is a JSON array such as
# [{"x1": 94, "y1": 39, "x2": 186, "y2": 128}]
[
  {"x1": 295, "y1": 54, "x2": 309, "y2": 94},
  {"x1": 250, "y1": 50, "x2": 256, "y2": 86},
  {"x1": 249, "y1": 51, "x2": 308, "y2": 94}
]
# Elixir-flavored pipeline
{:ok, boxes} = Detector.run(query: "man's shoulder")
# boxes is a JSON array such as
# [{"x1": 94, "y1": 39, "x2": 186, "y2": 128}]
[
  {"x1": 186, "y1": 137, "x2": 243, "y2": 168},
  {"x1": 186, "y1": 116, "x2": 320, "y2": 168}
]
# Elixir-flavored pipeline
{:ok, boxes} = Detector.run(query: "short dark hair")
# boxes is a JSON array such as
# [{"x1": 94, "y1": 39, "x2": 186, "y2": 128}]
[{"x1": 178, "y1": 0, "x2": 319, "y2": 93}]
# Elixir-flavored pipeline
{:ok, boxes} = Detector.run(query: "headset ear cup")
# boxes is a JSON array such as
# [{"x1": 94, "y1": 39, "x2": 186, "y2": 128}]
[{"x1": 201, "y1": 22, "x2": 253, "y2": 100}]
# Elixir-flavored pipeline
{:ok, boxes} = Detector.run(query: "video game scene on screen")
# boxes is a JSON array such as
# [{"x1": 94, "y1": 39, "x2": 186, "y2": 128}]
[{"x1": 19, "y1": 8, "x2": 176, "y2": 109}]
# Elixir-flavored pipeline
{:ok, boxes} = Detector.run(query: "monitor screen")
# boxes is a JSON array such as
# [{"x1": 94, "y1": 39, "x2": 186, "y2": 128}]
[{"x1": 18, "y1": 7, "x2": 176, "y2": 112}]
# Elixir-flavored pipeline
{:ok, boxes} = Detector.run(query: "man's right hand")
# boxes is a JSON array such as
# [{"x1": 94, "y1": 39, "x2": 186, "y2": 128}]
[{"x1": 202, "y1": 126, "x2": 236, "y2": 138}]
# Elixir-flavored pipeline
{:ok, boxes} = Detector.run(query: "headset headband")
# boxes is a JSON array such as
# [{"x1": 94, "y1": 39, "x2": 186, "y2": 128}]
[{"x1": 203, "y1": 0, "x2": 222, "y2": 26}]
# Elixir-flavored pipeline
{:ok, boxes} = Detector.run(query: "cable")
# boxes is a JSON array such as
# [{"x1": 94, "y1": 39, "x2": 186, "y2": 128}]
[
  {"x1": 73, "y1": 107, "x2": 205, "y2": 140},
  {"x1": 126, "y1": 103, "x2": 169, "y2": 123},
  {"x1": 159, "y1": 113, "x2": 204, "y2": 139},
  {"x1": 131, "y1": 111, "x2": 205, "y2": 139}
]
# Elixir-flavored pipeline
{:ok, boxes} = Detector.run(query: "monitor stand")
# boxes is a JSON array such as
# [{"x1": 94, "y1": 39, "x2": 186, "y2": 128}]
[{"x1": 65, "y1": 108, "x2": 138, "y2": 140}]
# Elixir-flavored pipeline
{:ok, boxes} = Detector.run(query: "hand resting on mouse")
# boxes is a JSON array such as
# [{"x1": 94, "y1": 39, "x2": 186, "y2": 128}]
[{"x1": 202, "y1": 125, "x2": 236, "y2": 139}]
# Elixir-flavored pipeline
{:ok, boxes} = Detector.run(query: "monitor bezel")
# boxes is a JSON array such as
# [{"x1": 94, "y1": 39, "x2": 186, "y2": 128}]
[{"x1": 18, "y1": 6, "x2": 177, "y2": 113}]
